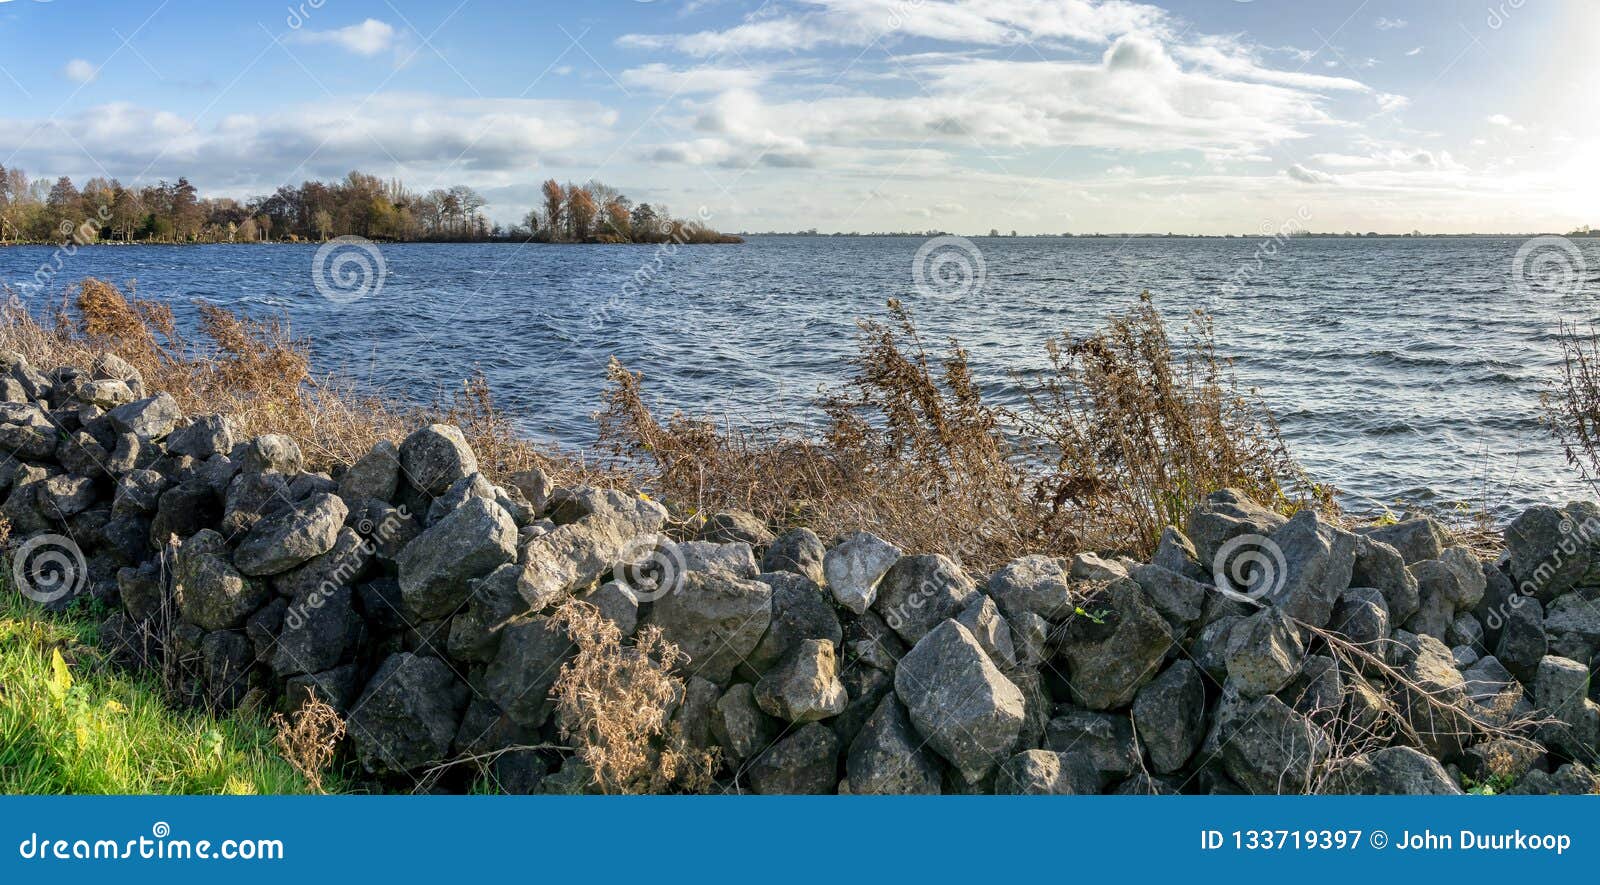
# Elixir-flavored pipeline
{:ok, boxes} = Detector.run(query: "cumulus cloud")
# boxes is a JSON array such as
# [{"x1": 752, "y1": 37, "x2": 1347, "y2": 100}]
[
  {"x1": 63, "y1": 59, "x2": 97, "y2": 84},
  {"x1": 1285, "y1": 164, "x2": 1336, "y2": 184},
  {"x1": 619, "y1": 62, "x2": 773, "y2": 94},
  {"x1": 287, "y1": 19, "x2": 398, "y2": 56},
  {"x1": 1375, "y1": 17, "x2": 1407, "y2": 30}
]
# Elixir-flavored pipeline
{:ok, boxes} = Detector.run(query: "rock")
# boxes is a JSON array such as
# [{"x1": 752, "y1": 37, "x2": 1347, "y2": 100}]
[
  {"x1": 221, "y1": 471, "x2": 289, "y2": 537},
  {"x1": 574, "y1": 580, "x2": 639, "y2": 637},
  {"x1": 1258, "y1": 509, "x2": 1357, "y2": 628},
  {"x1": 484, "y1": 616, "x2": 574, "y2": 729},
  {"x1": 175, "y1": 529, "x2": 269, "y2": 631},
  {"x1": 508, "y1": 467, "x2": 552, "y2": 515},
  {"x1": 90, "y1": 353, "x2": 144, "y2": 396},
  {"x1": 348, "y1": 653, "x2": 468, "y2": 775},
  {"x1": 1511, "y1": 763, "x2": 1600, "y2": 795},
  {"x1": 1494, "y1": 595, "x2": 1546, "y2": 682},
  {"x1": 1070, "y1": 552, "x2": 1128, "y2": 582},
  {"x1": 840, "y1": 609, "x2": 906, "y2": 673},
  {"x1": 1132, "y1": 659, "x2": 1206, "y2": 774},
  {"x1": 672, "y1": 540, "x2": 758, "y2": 580},
  {"x1": 874, "y1": 553, "x2": 978, "y2": 645},
  {"x1": 399, "y1": 424, "x2": 478, "y2": 498},
  {"x1": 846, "y1": 694, "x2": 943, "y2": 794},
  {"x1": 112, "y1": 468, "x2": 168, "y2": 515},
  {"x1": 754, "y1": 639, "x2": 847, "y2": 723},
  {"x1": 1460, "y1": 655, "x2": 1531, "y2": 725},
  {"x1": 167, "y1": 414, "x2": 236, "y2": 459},
  {"x1": 199, "y1": 629, "x2": 254, "y2": 707},
  {"x1": 446, "y1": 564, "x2": 526, "y2": 662},
  {"x1": 283, "y1": 664, "x2": 361, "y2": 715},
  {"x1": 747, "y1": 572, "x2": 841, "y2": 674},
  {"x1": 271, "y1": 585, "x2": 356, "y2": 677},
  {"x1": 1505, "y1": 505, "x2": 1596, "y2": 601},
  {"x1": 822, "y1": 531, "x2": 901, "y2": 615},
  {"x1": 1185, "y1": 488, "x2": 1289, "y2": 566},
  {"x1": 1010, "y1": 610, "x2": 1051, "y2": 668},
  {"x1": 1225, "y1": 606, "x2": 1304, "y2": 697},
  {"x1": 955, "y1": 594, "x2": 1016, "y2": 669},
  {"x1": 515, "y1": 515, "x2": 636, "y2": 610},
  {"x1": 1152, "y1": 525, "x2": 1206, "y2": 581},
  {"x1": 1043, "y1": 711, "x2": 1137, "y2": 785},
  {"x1": 711, "y1": 683, "x2": 778, "y2": 764},
  {"x1": 747, "y1": 723, "x2": 840, "y2": 794},
  {"x1": 1364, "y1": 516, "x2": 1451, "y2": 564},
  {"x1": 1330, "y1": 586, "x2": 1390, "y2": 652},
  {"x1": 234, "y1": 492, "x2": 347, "y2": 577},
  {"x1": 1114, "y1": 773, "x2": 1182, "y2": 795},
  {"x1": 696, "y1": 510, "x2": 773, "y2": 548},
  {"x1": 994, "y1": 749, "x2": 1101, "y2": 795},
  {"x1": 38, "y1": 473, "x2": 96, "y2": 518},
  {"x1": 986, "y1": 554, "x2": 1075, "y2": 622},
  {"x1": 1460, "y1": 738, "x2": 1543, "y2": 786},
  {"x1": 762, "y1": 527, "x2": 826, "y2": 584},
  {"x1": 2, "y1": 464, "x2": 52, "y2": 535},
  {"x1": 672, "y1": 675, "x2": 721, "y2": 754},
  {"x1": 832, "y1": 663, "x2": 894, "y2": 749},
  {"x1": 1055, "y1": 578, "x2": 1174, "y2": 710},
  {"x1": 395, "y1": 497, "x2": 518, "y2": 619},
  {"x1": 107, "y1": 392, "x2": 181, "y2": 440},
  {"x1": 1393, "y1": 632, "x2": 1477, "y2": 759},
  {"x1": 1535, "y1": 654, "x2": 1600, "y2": 759},
  {"x1": 1544, "y1": 592, "x2": 1600, "y2": 665},
  {"x1": 1448, "y1": 612, "x2": 1485, "y2": 649},
  {"x1": 1220, "y1": 695, "x2": 1330, "y2": 794},
  {"x1": 1351, "y1": 534, "x2": 1420, "y2": 623},
  {"x1": 1130, "y1": 562, "x2": 1206, "y2": 632},
  {"x1": 337, "y1": 440, "x2": 400, "y2": 506},
  {"x1": 1328, "y1": 746, "x2": 1463, "y2": 795},
  {"x1": 644, "y1": 571, "x2": 772, "y2": 685},
  {"x1": 547, "y1": 487, "x2": 668, "y2": 535},
  {"x1": 894, "y1": 619, "x2": 1025, "y2": 782}
]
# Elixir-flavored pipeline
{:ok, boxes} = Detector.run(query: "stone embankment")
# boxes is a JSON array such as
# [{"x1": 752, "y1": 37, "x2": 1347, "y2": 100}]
[{"x1": 3, "y1": 348, "x2": 1598, "y2": 794}]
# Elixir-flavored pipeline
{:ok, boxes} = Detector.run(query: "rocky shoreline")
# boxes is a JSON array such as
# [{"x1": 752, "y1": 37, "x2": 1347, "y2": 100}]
[{"x1": 3, "y1": 347, "x2": 1599, "y2": 795}]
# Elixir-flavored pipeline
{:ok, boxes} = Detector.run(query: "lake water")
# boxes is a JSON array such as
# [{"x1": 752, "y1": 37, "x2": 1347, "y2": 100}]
[{"x1": 3, "y1": 235, "x2": 1597, "y2": 519}]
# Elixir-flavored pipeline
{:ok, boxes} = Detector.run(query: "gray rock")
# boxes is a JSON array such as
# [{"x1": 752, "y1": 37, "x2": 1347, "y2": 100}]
[
  {"x1": 846, "y1": 694, "x2": 943, "y2": 794},
  {"x1": 395, "y1": 496, "x2": 518, "y2": 619},
  {"x1": 1225, "y1": 606, "x2": 1304, "y2": 697},
  {"x1": 348, "y1": 652, "x2": 469, "y2": 775},
  {"x1": 762, "y1": 527, "x2": 826, "y2": 585},
  {"x1": 1351, "y1": 534, "x2": 1420, "y2": 623},
  {"x1": 696, "y1": 510, "x2": 773, "y2": 548},
  {"x1": 1393, "y1": 632, "x2": 1477, "y2": 759},
  {"x1": 755, "y1": 639, "x2": 847, "y2": 723},
  {"x1": 574, "y1": 580, "x2": 638, "y2": 637},
  {"x1": 1364, "y1": 516, "x2": 1451, "y2": 564},
  {"x1": 271, "y1": 527, "x2": 371, "y2": 599},
  {"x1": 515, "y1": 515, "x2": 636, "y2": 610},
  {"x1": 672, "y1": 539, "x2": 759, "y2": 580},
  {"x1": 875, "y1": 553, "x2": 978, "y2": 645},
  {"x1": 1152, "y1": 525, "x2": 1206, "y2": 581},
  {"x1": 1220, "y1": 695, "x2": 1330, "y2": 794},
  {"x1": 1043, "y1": 710, "x2": 1137, "y2": 786},
  {"x1": 1544, "y1": 592, "x2": 1600, "y2": 665},
  {"x1": 175, "y1": 529, "x2": 269, "y2": 631},
  {"x1": 711, "y1": 683, "x2": 778, "y2": 764},
  {"x1": 271, "y1": 585, "x2": 356, "y2": 677},
  {"x1": 221, "y1": 470, "x2": 289, "y2": 537},
  {"x1": 1070, "y1": 552, "x2": 1128, "y2": 582},
  {"x1": 484, "y1": 616, "x2": 575, "y2": 729},
  {"x1": 234, "y1": 492, "x2": 347, "y2": 577},
  {"x1": 994, "y1": 749, "x2": 1101, "y2": 795},
  {"x1": 1130, "y1": 562, "x2": 1206, "y2": 632},
  {"x1": 112, "y1": 468, "x2": 168, "y2": 515},
  {"x1": 2, "y1": 464, "x2": 53, "y2": 535},
  {"x1": 107, "y1": 392, "x2": 181, "y2": 440},
  {"x1": 1505, "y1": 505, "x2": 1596, "y2": 601},
  {"x1": 337, "y1": 440, "x2": 400, "y2": 506},
  {"x1": 1184, "y1": 488, "x2": 1289, "y2": 566},
  {"x1": 1055, "y1": 578, "x2": 1174, "y2": 710},
  {"x1": 167, "y1": 414, "x2": 236, "y2": 459},
  {"x1": 1330, "y1": 586, "x2": 1390, "y2": 652},
  {"x1": 1494, "y1": 595, "x2": 1546, "y2": 682},
  {"x1": 399, "y1": 424, "x2": 478, "y2": 498},
  {"x1": 822, "y1": 531, "x2": 901, "y2": 614},
  {"x1": 1535, "y1": 654, "x2": 1600, "y2": 760},
  {"x1": 1448, "y1": 612, "x2": 1485, "y2": 649},
  {"x1": 986, "y1": 554, "x2": 1075, "y2": 622},
  {"x1": 1010, "y1": 609, "x2": 1051, "y2": 668},
  {"x1": 70, "y1": 378, "x2": 134, "y2": 409},
  {"x1": 1132, "y1": 659, "x2": 1206, "y2": 773},
  {"x1": 747, "y1": 723, "x2": 840, "y2": 794},
  {"x1": 546, "y1": 487, "x2": 668, "y2": 535},
  {"x1": 446, "y1": 564, "x2": 526, "y2": 663},
  {"x1": 894, "y1": 619, "x2": 1025, "y2": 782},
  {"x1": 1327, "y1": 746, "x2": 1463, "y2": 795},
  {"x1": 644, "y1": 571, "x2": 772, "y2": 685},
  {"x1": 39, "y1": 473, "x2": 96, "y2": 518},
  {"x1": 1277, "y1": 654, "x2": 1343, "y2": 722},
  {"x1": 424, "y1": 472, "x2": 495, "y2": 525},
  {"x1": 955, "y1": 594, "x2": 1016, "y2": 669},
  {"x1": 508, "y1": 467, "x2": 552, "y2": 516},
  {"x1": 57, "y1": 430, "x2": 111, "y2": 480},
  {"x1": 1259, "y1": 509, "x2": 1357, "y2": 628},
  {"x1": 747, "y1": 571, "x2": 841, "y2": 674}
]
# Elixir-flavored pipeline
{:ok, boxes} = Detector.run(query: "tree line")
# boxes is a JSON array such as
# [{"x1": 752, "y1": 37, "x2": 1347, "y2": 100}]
[{"x1": 0, "y1": 166, "x2": 735, "y2": 245}]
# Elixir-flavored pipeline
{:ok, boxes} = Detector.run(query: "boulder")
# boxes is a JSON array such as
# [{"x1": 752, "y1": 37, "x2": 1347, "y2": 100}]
[
  {"x1": 1184, "y1": 488, "x2": 1288, "y2": 566},
  {"x1": 846, "y1": 694, "x2": 943, "y2": 794},
  {"x1": 747, "y1": 572, "x2": 841, "y2": 674},
  {"x1": 348, "y1": 653, "x2": 469, "y2": 775},
  {"x1": 395, "y1": 497, "x2": 518, "y2": 619},
  {"x1": 986, "y1": 554, "x2": 1075, "y2": 622},
  {"x1": 1132, "y1": 659, "x2": 1206, "y2": 774},
  {"x1": 1505, "y1": 505, "x2": 1596, "y2": 601},
  {"x1": 874, "y1": 553, "x2": 978, "y2": 645},
  {"x1": 484, "y1": 616, "x2": 575, "y2": 729},
  {"x1": 994, "y1": 749, "x2": 1101, "y2": 795},
  {"x1": 1152, "y1": 525, "x2": 1206, "y2": 581},
  {"x1": 574, "y1": 580, "x2": 639, "y2": 638},
  {"x1": 515, "y1": 515, "x2": 635, "y2": 610},
  {"x1": 233, "y1": 492, "x2": 347, "y2": 576},
  {"x1": 1258, "y1": 509, "x2": 1357, "y2": 628},
  {"x1": 822, "y1": 530, "x2": 901, "y2": 615},
  {"x1": 1225, "y1": 606, "x2": 1304, "y2": 698},
  {"x1": 711, "y1": 683, "x2": 778, "y2": 764},
  {"x1": 747, "y1": 723, "x2": 840, "y2": 794},
  {"x1": 672, "y1": 540, "x2": 758, "y2": 580},
  {"x1": 1330, "y1": 586, "x2": 1390, "y2": 653},
  {"x1": 754, "y1": 639, "x2": 847, "y2": 723},
  {"x1": 894, "y1": 619, "x2": 1025, "y2": 782},
  {"x1": 399, "y1": 424, "x2": 478, "y2": 498},
  {"x1": 1364, "y1": 516, "x2": 1451, "y2": 564},
  {"x1": 151, "y1": 481, "x2": 222, "y2": 545},
  {"x1": 175, "y1": 529, "x2": 269, "y2": 631},
  {"x1": 1220, "y1": 695, "x2": 1329, "y2": 794},
  {"x1": 762, "y1": 527, "x2": 826, "y2": 585},
  {"x1": 695, "y1": 510, "x2": 773, "y2": 548},
  {"x1": 1535, "y1": 654, "x2": 1600, "y2": 760},
  {"x1": 1544, "y1": 592, "x2": 1600, "y2": 665},
  {"x1": 1327, "y1": 746, "x2": 1463, "y2": 795},
  {"x1": 1055, "y1": 578, "x2": 1174, "y2": 710},
  {"x1": 167, "y1": 414, "x2": 236, "y2": 460},
  {"x1": 271, "y1": 585, "x2": 356, "y2": 677},
  {"x1": 955, "y1": 594, "x2": 1016, "y2": 669},
  {"x1": 643, "y1": 571, "x2": 772, "y2": 685},
  {"x1": 337, "y1": 440, "x2": 401, "y2": 506},
  {"x1": 107, "y1": 392, "x2": 181, "y2": 440},
  {"x1": 447, "y1": 564, "x2": 527, "y2": 663},
  {"x1": 1129, "y1": 562, "x2": 1206, "y2": 632},
  {"x1": 1351, "y1": 534, "x2": 1420, "y2": 623},
  {"x1": 1494, "y1": 595, "x2": 1546, "y2": 682}
]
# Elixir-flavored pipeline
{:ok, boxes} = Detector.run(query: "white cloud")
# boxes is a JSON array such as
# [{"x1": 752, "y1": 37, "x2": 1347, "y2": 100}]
[
  {"x1": 287, "y1": 19, "x2": 397, "y2": 57},
  {"x1": 63, "y1": 59, "x2": 97, "y2": 84},
  {"x1": 1405, "y1": 46, "x2": 1423, "y2": 56},
  {"x1": 1375, "y1": 17, "x2": 1407, "y2": 30},
  {"x1": 1285, "y1": 164, "x2": 1336, "y2": 184},
  {"x1": 619, "y1": 63, "x2": 772, "y2": 94}
]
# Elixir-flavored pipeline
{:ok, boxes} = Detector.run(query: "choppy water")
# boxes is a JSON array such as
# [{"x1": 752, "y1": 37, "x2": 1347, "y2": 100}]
[{"x1": 3, "y1": 235, "x2": 1597, "y2": 518}]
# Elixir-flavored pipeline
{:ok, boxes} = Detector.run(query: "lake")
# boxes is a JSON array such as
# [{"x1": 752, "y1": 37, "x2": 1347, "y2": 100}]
[{"x1": 3, "y1": 235, "x2": 1597, "y2": 519}]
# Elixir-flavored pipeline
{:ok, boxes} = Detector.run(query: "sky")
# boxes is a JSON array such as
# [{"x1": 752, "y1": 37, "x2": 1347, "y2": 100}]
[{"x1": 0, "y1": 0, "x2": 1594, "y2": 235}]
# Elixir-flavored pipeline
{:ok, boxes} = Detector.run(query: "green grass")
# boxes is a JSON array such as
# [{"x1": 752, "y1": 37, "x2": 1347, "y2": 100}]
[{"x1": 0, "y1": 589, "x2": 331, "y2": 795}]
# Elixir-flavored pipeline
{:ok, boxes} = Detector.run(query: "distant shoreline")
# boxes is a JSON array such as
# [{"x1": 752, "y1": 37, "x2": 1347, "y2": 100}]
[{"x1": 0, "y1": 235, "x2": 745, "y2": 248}]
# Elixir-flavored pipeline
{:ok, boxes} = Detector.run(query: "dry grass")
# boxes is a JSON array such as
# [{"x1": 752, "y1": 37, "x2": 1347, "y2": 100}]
[
  {"x1": 600, "y1": 294, "x2": 1326, "y2": 567},
  {"x1": 1546, "y1": 320, "x2": 1600, "y2": 491},
  {"x1": 548, "y1": 599, "x2": 717, "y2": 794},
  {"x1": 268, "y1": 692, "x2": 346, "y2": 794},
  {"x1": 0, "y1": 279, "x2": 604, "y2": 486}
]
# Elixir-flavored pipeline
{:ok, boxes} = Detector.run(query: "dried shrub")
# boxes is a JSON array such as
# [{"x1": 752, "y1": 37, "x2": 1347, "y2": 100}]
[
  {"x1": 0, "y1": 278, "x2": 608, "y2": 488},
  {"x1": 1545, "y1": 320, "x2": 1600, "y2": 489},
  {"x1": 601, "y1": 295, "x2": 1324, "y2": 566},
  {"x1": 548, "y1": 600, "x2": 717, "y2": 794},
  {"x1": 268, "y1": 692, "x2": 346, "y2": 794}
]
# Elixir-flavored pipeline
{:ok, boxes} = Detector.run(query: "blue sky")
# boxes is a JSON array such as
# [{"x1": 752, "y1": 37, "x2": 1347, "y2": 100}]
[{"x1": 0, "y1": 0, "x2": 1592, "y2": 233}]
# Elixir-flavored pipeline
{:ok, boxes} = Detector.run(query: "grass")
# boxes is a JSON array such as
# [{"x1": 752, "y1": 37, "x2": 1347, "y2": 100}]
[{"x1": 0, "y1": 588, "x2": 332, "y2": 795}]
